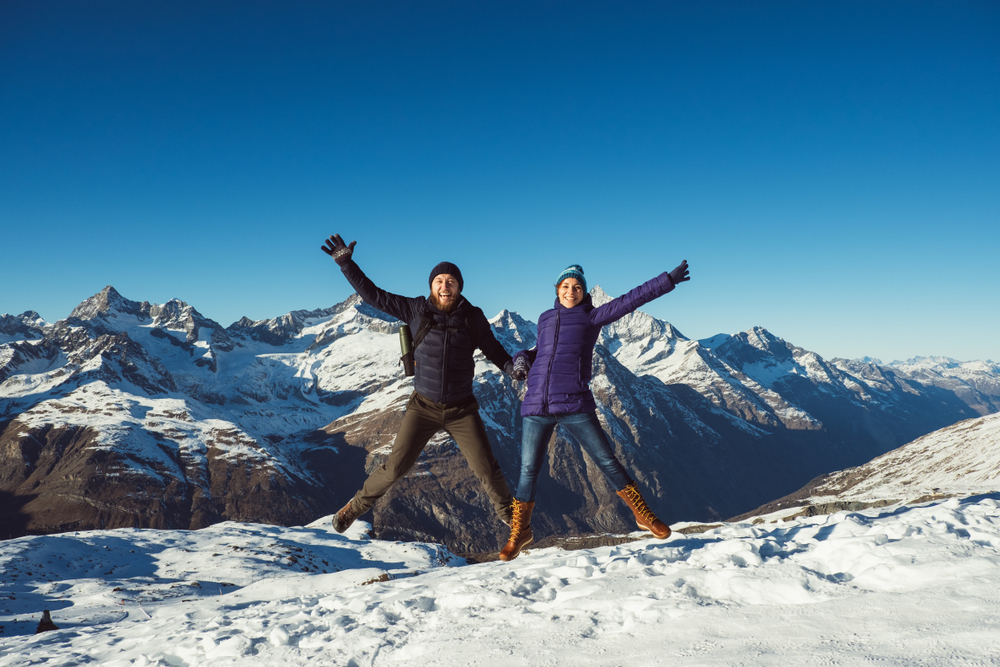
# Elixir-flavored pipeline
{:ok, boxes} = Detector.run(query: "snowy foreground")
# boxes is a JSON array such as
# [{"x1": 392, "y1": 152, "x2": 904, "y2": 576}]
[{"x1": 3, "y1": 497, "x2": 1000, "y2": 666}]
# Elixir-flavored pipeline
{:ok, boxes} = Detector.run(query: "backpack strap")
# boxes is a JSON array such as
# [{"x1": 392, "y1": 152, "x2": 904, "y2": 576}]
[
  {"x1": 410, "y1": 309, "x2": 480, "y2": 352},
  {"x1": 464, "y1": 314, "x2": 479, "y2": 350},
  {"x1": 411, "y1": 309, "x2": 436, "y2": 350}
]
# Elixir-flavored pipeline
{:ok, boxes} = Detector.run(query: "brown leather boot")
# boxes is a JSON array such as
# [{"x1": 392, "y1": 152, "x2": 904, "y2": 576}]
[
  {"x1": 333, "y1": 500, "x2": 363, "y2": 533},
  {"x1": 617, "y1": 482, "x2": 671, "y2": 539},
  {"x1": 499, "y1": 499, "x2": 535, "y2": 561}
]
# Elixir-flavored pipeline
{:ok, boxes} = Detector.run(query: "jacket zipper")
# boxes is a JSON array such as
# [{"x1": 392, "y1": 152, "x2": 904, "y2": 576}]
[
  {"x1": 541, "y1": 309, "x2": 560, "y2": 414},
  {"x1": 441, "y1": 325, "x2": 450, "y2": 404}
]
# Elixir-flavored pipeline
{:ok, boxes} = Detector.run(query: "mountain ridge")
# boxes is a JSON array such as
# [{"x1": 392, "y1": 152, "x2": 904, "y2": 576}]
[{"x1": 3, "y1": 285, "x2": 997, "y2": 551}]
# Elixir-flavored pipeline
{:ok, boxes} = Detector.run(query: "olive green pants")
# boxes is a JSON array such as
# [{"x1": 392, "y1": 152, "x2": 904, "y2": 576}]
[{"x1": 351, "y1": 392, "x2": 513, "y2": 523}]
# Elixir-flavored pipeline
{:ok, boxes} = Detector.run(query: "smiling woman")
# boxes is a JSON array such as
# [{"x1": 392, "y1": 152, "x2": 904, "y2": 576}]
[
  {"x1": 557, "y1": 278, "x2": 583, "y2": 309},
  {"x1": 499, "y1": 259, "x2": 691, "y2": 561},
  {"x1": 555, "y1": 264, "x2": 586, "y2": 309}
]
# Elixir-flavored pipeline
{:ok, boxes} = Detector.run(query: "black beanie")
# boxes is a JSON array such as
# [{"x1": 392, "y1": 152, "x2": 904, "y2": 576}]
[{"x1": 429, "y1": 262, "x2": 464, "y2": 291}]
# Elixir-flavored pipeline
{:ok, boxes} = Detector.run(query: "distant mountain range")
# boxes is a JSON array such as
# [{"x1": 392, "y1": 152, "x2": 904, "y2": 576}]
[{"x1": 2, "y1": 286, "x2": 998, "y2": 553}]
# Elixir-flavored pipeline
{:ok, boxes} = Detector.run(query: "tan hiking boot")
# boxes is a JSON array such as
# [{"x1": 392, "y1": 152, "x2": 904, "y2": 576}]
[
  {"x1": 333, "y1": 500, "x2": 363, "y2": 533},
  {"x1": 499, "y1": 499, "x2": 535, "y2": 561},
  {"x1": 617, "y1": 482, "x2": 671, "y2": 539}
]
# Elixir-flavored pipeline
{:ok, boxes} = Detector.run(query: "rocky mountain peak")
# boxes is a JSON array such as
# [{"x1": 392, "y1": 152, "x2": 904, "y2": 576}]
[
  {"x1": 745, "y1": 325, "x2": 779, "y2": 347},
  {"x1": 599, "y1": 302, "x2": 685, "y2": 347},
  {"x1": 0, "y1": 311, "x2": 48, "y2": 339},
  {"x1": 228, "y1": 305, "x2": 341, "y2": 346},
  {"x1": 149, "y1": 298, "x2": 195, "y2": 325},
  {"x1": 334, "y1": 293, "x2": 365, "y2": 312},
  {"x1": 69, "y1": 286, "x2": 149, "y2": 322},
  {"x1": 149, "y1": 298, "x2": 230, "y2": 347},
  {"x1": 488, "y1": 309, "x2": 538, "y2": 351},
  {"x1": 590, "y1": 285, "x2": 612, "y2": 306},
  {"x1": 716, "y1": 326, "x2": 795, "y2": 365}
]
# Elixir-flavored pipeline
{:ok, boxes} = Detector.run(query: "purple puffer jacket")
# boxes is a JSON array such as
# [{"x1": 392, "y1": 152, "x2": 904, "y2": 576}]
[{"x1": 519, "y1": 271, "x2": 676, "y2": 416}]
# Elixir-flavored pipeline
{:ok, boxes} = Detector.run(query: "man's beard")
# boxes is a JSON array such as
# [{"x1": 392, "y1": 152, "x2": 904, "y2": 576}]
[{"x1": 429, "y1": 292, "x2": 460, "y2": 312}]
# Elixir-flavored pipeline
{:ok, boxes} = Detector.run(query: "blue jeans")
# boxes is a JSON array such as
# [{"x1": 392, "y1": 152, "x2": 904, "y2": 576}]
[{"x1": 515, "y1": 411, "x2": 633, "y2": 502}]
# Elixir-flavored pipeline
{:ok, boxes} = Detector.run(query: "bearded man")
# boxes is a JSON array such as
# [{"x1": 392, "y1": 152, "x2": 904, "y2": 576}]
[{"x1": 321, "y1": 234, "x2": 518, "y2": 533}]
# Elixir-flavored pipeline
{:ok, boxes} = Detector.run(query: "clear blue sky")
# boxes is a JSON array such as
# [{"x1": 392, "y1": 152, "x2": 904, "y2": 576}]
[{"x1": 2, "y1": 1, "x2": 998, "y2": 363}]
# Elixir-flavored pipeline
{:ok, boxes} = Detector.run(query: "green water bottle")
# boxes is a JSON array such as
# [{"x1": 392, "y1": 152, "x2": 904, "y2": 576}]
[{"x1": 399, "y1": 324, "x2": 415, "y2": 376}]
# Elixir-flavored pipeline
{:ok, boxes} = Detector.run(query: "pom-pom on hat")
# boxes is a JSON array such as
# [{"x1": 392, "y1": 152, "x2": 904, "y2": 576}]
[
  {"x1": 429, "y1": 262, "x2": 464, "y2": 291},
  {"x1": 556, "y1": 265, "x2": 586, "y2": 292}
]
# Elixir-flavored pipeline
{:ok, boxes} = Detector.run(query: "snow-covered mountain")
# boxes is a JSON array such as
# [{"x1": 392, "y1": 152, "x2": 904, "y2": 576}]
[
  {"x1": 884, "y1": 356, "x2": 1000, "y2": 415},
  {"x1": 2, "y1": 285, "x2": 997, "y2": 553},
  {"x1": 0, "y1": 288, "x2": 400, "y2": 541},
  {"x1": 735, "y1": 411, "x2": 1000, "y2": 522}
]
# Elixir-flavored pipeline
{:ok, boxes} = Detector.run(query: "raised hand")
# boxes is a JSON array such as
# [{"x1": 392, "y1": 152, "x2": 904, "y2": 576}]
[
  {"x1": 321, "y1": 234, "x2": 357, "y2": 266},
  {"x1": 669, "y1": 260, "x2": 690, "y2": 285}
]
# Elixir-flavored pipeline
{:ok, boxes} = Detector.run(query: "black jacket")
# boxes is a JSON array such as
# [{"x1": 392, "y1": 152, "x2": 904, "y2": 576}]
[{"x1": 340, "y1": 259, "x2": 513, "y2": 404}]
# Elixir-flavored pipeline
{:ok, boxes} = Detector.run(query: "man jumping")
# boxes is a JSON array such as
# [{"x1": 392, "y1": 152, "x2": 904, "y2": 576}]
[{"x1": 321, "y1": 234, "x2": 518, "y2": 533}]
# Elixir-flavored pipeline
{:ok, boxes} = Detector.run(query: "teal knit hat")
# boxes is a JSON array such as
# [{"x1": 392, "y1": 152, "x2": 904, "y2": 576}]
[{"x1": 556, "y1": 265, "x2": 586, "y2": 292}]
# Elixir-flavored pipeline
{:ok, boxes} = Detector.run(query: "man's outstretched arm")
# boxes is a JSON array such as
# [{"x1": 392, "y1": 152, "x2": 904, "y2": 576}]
[{"x1": 321, "y1": 234, "x2": 414, "y2": 322}]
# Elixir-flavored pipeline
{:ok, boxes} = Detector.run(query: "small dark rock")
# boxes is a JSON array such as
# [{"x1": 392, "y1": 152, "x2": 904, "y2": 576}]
[{"x1": 35, "y1": 610, "x2": 58, "y2": 634}]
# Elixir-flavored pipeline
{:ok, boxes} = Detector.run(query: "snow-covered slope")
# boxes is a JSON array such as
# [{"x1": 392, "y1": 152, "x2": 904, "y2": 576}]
[
  {"x1": 737, "y1": 412, "x2": 1000, "y2": 522},
  {"x1": 813, "y1": 412, "x2": 1000, "y2": 503},
  {"x1": 2, "y1": 496, "x2": 999, "y2": 665}
]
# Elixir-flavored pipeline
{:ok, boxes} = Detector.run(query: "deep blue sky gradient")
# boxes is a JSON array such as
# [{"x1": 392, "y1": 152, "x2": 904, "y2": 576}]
[{"x1": 2, "y1": 1, "x2": 998, "y2": 362}]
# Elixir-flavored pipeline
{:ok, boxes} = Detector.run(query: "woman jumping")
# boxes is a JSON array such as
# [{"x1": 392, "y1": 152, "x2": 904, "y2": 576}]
[{"x1": 500, "y1": 260, "x2": 690, "y2": 561}]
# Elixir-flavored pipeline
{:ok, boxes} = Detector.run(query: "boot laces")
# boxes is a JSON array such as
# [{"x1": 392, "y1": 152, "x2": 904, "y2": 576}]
[
  {"x1": 624, "y1": 485, "x2": 657, "y2": 523},
  {"x1": 510, "y1": 502, "x2": 529, "y2": 533}
]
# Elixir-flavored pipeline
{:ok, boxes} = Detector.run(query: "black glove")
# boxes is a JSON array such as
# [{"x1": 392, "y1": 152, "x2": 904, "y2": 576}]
[
  {"x1": 321, "y1": 234, "x2": 357, "y2": 266},
  {"x1": 669, "y1": 260, "x2": 690, "y2": 285},
  {"x1": 510, "y1": 353, "x2": 530, "y2": 381}
]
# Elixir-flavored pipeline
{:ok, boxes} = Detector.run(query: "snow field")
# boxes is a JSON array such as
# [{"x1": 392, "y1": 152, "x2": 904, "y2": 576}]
[{"x1": 2, "y1": 496, "x2": 1000, "y2": 665}]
